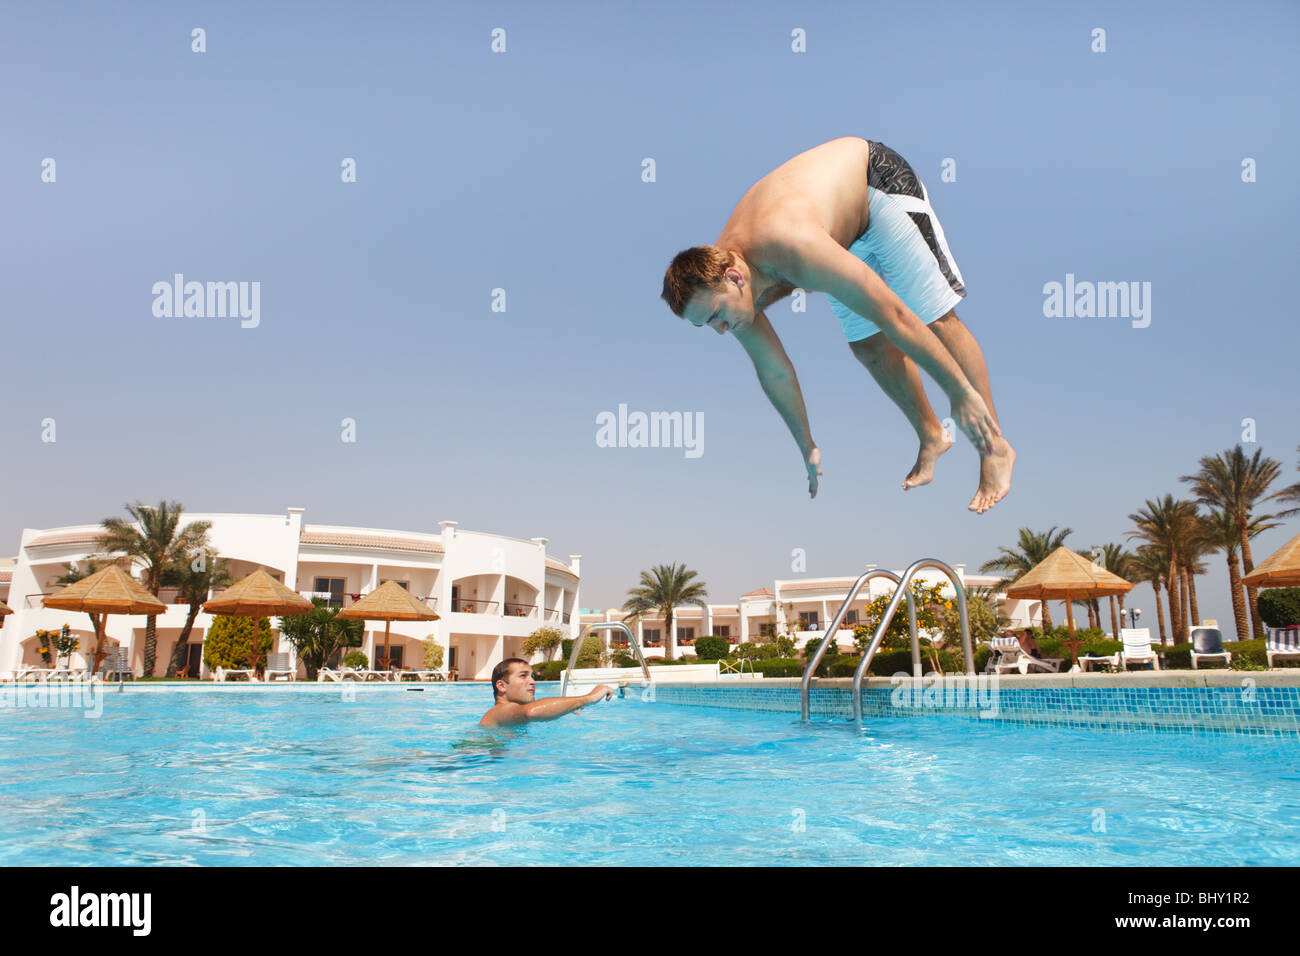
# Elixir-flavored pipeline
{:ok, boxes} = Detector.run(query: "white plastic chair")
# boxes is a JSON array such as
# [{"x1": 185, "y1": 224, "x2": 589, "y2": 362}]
[{"x1": 1120, "y1": 628, "x2": 1160, "y2": 670}]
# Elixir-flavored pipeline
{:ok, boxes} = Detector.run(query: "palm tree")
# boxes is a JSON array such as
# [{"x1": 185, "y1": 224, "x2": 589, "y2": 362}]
[
  {"x1": 95, "y1": 501, "x2": 212, "y2": 678},
  {"x1": 53, "y1": 560, "x2": 105, "y2": 586},
  {"x1": 1130, "y1": 546, "x2": 1171, "y2": 644},
  {"x1": 278, "y1": 598, "x2": 365, "y2": 680},
  {"x1": 1198, "y1": 508, "x2": 1254, "y2": 642},
  {"x1": 1128, "y1": 496, "x2": 1198, "y2": 642},
  {"x1": 621, "y1": 563, "x2": 708, "y2": 661},
  {"x1": 980, "y1": 526, "x2": 1073, "y2": 630},
  {"x1": 1096, "y1": 543, "x2": 1133, "y2": 640},
  {"x1": 162, "y1": 554, "x2": 233, "y2": 676},
  {"x1": 1274, "y1": 446, "x2": 1300, "y2": 519},
  {"x1": 1180, "y1": 446, "x2": 1282, "y2": 638}
]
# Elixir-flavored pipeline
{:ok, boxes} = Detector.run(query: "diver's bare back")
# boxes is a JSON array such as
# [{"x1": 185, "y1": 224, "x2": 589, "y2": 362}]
[{"x1": 715, "y1": 136, "x2": 874, "y2": 308}]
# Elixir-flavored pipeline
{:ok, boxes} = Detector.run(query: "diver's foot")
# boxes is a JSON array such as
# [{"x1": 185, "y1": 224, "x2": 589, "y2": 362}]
[
  {"x1": 902, "y1": 429, "x2": 953, "y2": 490},
  {"x1": 969, "y1": 436, "x2": 1016, "y2": 514}
]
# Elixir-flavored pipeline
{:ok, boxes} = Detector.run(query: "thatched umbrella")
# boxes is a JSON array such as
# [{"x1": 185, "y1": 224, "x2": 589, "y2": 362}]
[
  {"x1": 338, "y1": 581, "x2": 440, "y2": 670},
  {"x1": 1005, "y1": 547, "x2": 1134, "y2": 642},
  {"x1": 42, "y1": 564, "x2": 167, "y2": 674},
  {"x1": 0, "y1": 599, "x2": 11, "y2": 617},
  {"x1": 202, "y1": 569, "x2": 312, "y2": 674},
  {"x1": 1242, "y1": 530, "x2": 1300, "y2": 588}
]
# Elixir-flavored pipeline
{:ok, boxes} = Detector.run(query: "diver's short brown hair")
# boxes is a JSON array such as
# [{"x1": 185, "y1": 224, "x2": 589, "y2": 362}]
[{"x1": 661, "y1": 246, "x2": 735, "y2": 318}]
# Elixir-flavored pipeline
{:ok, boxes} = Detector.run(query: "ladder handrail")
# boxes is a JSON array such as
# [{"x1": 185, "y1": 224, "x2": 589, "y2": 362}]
[
  {"x1": 851, "y1": 558, "x2": 974, "y2": 721},
  {"x1": 800, "y1": 569, "x2": 916, "y2": 720},
  {"x1": 559, "y1": 622, "x2": 651, "y2": 696}
]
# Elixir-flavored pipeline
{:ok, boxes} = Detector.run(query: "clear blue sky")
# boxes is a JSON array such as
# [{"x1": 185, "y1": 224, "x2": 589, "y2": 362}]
[{"x1": 2, "y1": 1, "x2": 1297, "y2": 629}]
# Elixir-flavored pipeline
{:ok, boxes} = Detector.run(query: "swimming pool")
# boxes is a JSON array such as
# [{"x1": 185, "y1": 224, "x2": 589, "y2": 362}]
[{"x1": 1, "y1": 684, "x2": 1297, "y2": 865}]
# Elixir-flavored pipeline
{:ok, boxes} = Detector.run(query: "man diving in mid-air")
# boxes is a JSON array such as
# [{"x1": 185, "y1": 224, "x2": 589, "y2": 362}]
[{"x1": 661, "y1": 137, "x2": 1015, "y2": 513}]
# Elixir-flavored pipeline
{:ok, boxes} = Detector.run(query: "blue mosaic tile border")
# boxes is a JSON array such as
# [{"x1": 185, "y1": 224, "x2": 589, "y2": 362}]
[{"x1": 643, "y1": 683, "x2": 1300, "y2": 740}]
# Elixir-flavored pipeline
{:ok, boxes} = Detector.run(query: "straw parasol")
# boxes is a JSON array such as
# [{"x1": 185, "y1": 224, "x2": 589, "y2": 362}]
[
  {"x1": 1005, "y1": 546, "x2": 1134, "y2": 639},
  {"x1": 1242, "y1": 530, "x2": 1300, "y2": 588},
  {"x1": 338, "y1": 581, "x2": 440, "y2": 669},
  {"x1": 202, "y1": 569, "x2": 313, "y2": 673},
  {"x1": 0, "y1": 599, "x2": 11, "y2": 617},
  {"x1": 42, "y1": 564, "x2": 168, "y2": 674}
]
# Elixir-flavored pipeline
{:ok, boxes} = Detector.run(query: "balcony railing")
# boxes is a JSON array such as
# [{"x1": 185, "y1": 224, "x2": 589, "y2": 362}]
[
  {"x1": 298, "y1": 591, "x2": 437, "y2": 612},
  {"x1": 452, "y1": 598, "x2": 498, "y2": 614},
  {"x1": 503, "y1": 603, "x2": 537, "y2": 618}
]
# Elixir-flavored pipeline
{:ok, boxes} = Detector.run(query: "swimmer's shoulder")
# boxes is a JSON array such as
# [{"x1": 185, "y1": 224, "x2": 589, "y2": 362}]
[{"x1": 479, "y1": 703, "x2": 526, "y2": 728}]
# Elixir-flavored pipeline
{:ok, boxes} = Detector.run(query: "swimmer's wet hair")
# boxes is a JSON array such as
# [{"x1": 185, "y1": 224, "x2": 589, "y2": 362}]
[
  {"x1": 661, "y1": 246, "x2": 735, "y2": 318},
  {"x1": 491, "y1": 657, "x2": 528, "y2": 699}
]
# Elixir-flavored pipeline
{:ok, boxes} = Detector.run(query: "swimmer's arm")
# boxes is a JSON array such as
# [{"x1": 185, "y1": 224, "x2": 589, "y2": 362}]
[
  {"x1": 732, "y1": 309, "x2": 816, "y2": 460},
  {"x1": 520, "y1": 686, "x2": 613, "y2": 723}
]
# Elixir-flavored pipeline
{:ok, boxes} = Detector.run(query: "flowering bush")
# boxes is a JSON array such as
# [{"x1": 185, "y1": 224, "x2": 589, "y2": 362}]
[{"x1": 855, "y1": 581, "x2": 951, "y2": 653}]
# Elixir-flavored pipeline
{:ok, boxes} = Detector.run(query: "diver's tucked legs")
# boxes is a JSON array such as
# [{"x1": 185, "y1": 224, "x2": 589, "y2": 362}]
[
  {"x1": 928, "y1": 310, "x2": 1016, "y2": 513},
  {"x1": 849, "y1": 332, "x2": 951, "y2": 491}
]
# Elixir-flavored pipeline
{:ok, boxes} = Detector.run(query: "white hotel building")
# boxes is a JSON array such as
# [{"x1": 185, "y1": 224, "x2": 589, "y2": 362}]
[
  {"x1": 0, "y1": 508, "x2": 582, "y2": 680},
  {"x1": 577, "y1": 565, "x2": 1042, "y2": 657},
  {"x1": 0, "y1": 508, "x2": 1042, "y2": 678}
]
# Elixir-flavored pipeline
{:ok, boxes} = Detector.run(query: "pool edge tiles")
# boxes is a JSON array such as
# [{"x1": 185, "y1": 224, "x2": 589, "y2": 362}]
[{"x1": 642, "y1": 674, "x2": 1300, "y2": 740}]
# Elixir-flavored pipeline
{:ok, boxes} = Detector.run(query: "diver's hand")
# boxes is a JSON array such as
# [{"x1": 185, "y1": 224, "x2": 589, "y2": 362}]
[
  {"x1": 587, "y1": 684, "x2": 614, "y2": 703},
  {"x1": 952, "y1": 389, "x2": 999, "y2": 456},
  {"x1": 806, "y1": 447, "x2": 823, "y2": 498}
]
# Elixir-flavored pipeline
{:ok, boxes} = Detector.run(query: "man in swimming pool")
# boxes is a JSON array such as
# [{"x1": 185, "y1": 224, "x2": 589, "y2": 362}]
[
  {"x1": 660, "y1": 137, "x2": 1015, "y2": 514},
  {"x1": 479, "y1": 658, "x2": 615, "y2": 728}
]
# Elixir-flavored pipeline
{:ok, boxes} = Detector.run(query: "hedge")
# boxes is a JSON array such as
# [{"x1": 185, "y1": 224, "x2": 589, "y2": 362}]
[
  {"x1": 694, "y1": 636, "x2": 728, "y2": 661},
  {"x1": 1260, "y1": 588, "x2": 1300, "y2": 628}
]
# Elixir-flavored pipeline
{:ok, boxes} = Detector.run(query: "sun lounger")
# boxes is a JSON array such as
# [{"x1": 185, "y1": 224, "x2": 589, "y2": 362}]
[
  {"x1": 213, "y1": 666, "x2": 257, "y2": 682},
  {"x1": 264, "y1": 652, "x2": 295, "y2": 681},
  {"x1": 1267, "y1": 627, "x2": 1300, "y2": 668},
  {"x1": 1015, "y1": 654, "x2": 1065, "y2": 674},
  {"x1": 1120, "y1": 628, "x2": 1161, "y2": 670},
  {"x1": 985, "y1": 636, "x2": 1020, "y2": 674},
  {"x1": 319, "y1": 666, "x2": 370, "y2": 681},
  {"x1": 1079, "y1": 652, "x2": 1119, "y2": 672},
  {"x1": 1190, "y1": 626, "x2": 1231, "y2": 669}
]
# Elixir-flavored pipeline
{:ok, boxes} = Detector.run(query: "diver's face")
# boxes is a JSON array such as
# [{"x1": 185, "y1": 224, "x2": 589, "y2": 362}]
[
  {"x1": 498, "y1": 663, "x2": 536, "y2": 704},
  {"x1": 684, "y1": 271, "x2": 751, "y2": 335}
]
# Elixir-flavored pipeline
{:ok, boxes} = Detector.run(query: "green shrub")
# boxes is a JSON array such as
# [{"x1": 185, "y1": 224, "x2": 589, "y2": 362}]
[
  {"x1": 694, "y1": 636, "x2": 728, "y2": 660},
  {"x1": 561, "y1": 638, "x2": 575, "y2": 660},
  {"x1": 733, "y1": 641, "x2": 780, "y2": 661},
  {"x1": 802, "y1": 634, "x2": 838, "y2": 660},
  {"x1": 753, "y1": 658, "x2": 806, "y2": 678},
  {"x1": 576, "y1": 635, "x2": 602, "y2": 668},
  {"x1": 533, "y1": 660, "x2": 566, "y2": 681},
  {"x1": 422, "y1": 638, "x2": 444, "y2": 670},
  {"x1": 612, "y1": 652, "x2": 640, "y2": 668},
  {"x1": 1227, "y1": 640, "x2": 1268, "y2": 669},
  {"x1": 203, "y1": 615, "x2": 274, "y2": 671},
  {"x1": 343, "y1": 650, "x2": 368, "y2": 669},
  {"x1": 522, "y1": 626, "x2": 565, "y2": 661},
  {"x1": 1259, "y1": 588, "x2": 1300, "y2": 628}
]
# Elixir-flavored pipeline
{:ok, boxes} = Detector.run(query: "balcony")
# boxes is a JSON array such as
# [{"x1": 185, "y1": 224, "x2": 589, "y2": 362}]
[
  {"x1": 503, "y1": 602, "x2": 538, "y2": 618},
  {"x1": 298, "y1": 591, "x2": 437, "y2": 613},
  {"x1": 452, "y1": 598, "x2": 498, "y2": 614}
]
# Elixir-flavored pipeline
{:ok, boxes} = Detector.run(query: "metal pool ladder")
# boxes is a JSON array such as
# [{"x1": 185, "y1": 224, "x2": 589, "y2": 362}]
[
  {"x1": 799, "y1": 558, "x2": 974, "y2": 721},
  {"x1": 559, "y1": 622, "x2": 651, "y2": 696}
]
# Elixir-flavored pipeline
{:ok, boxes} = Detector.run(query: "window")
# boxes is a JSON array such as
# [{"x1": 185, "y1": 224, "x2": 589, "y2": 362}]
[
  {"x1": 375, "y1": 646, "x2": 404, "y2": 668},
  {"x1": 314, "y1": 577, "x2": 346, "y2": 608},
  {"x1": 677, "y1": 627, "x2": 695, "y2": 645},
  {"x1": 758, "y1": 623, "x2": 774, "y2": 638},
  {"x1": 845, "y1": 610, "x2": 858, "y2": 626},
  {"x1": 799, "y1": 611, "x2": 820, "y2": 630},
  {"x1": 643, "y1": 628, "x2": 661, "y2": 646},
  {"x1": 715, "y1": 626, "x2": 730, "y2": 637}
]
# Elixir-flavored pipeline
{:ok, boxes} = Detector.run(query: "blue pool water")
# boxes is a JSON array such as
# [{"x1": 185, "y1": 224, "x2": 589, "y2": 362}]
[{"x1": 1, "y1": 684, "x2": 1298, "y2": 866}]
